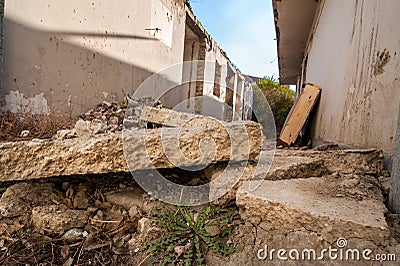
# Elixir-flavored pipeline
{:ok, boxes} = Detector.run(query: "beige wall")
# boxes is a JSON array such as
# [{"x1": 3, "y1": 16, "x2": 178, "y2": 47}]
[
  {"x1": 1, "y1": 0, "x2": 252, "y2": 122},
  {"x1": 180, "y1": 23, "x2": 199, "y2": 112},
  {"x1": 202, "y1": 38, "x2": 253, "y2": 121},
  {"x1": 2, "y1": 0, "x2": 186, "y2": 116},
  {"x1": 304, "y1": 0, "x2": 400, "y2": 154}
]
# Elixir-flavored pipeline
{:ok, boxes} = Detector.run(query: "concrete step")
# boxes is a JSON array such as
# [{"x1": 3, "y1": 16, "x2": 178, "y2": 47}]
[
  {"x1": 275, "y1": 148, "x2": 384, "y2": 176},
  {"x1": 211, "y1": 148, "x2": 384, "y2": 205},
  {"x1": 237, "y1": 176, "x2": 390, "y2": 248},
  {"x1": 254, "y1": 153, "x2": 327, "y2": 181},
  {"x1": 209, "y1": 152, "x2": 327, "y2": 204}
]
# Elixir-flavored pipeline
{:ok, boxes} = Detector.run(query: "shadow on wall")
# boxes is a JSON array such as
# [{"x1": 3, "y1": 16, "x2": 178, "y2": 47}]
[{"x1": 1, "y1": 18, "x2": 177, "y2": 117}]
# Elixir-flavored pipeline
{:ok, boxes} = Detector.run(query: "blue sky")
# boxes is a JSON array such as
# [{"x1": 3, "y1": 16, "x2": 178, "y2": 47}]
[{"x1": 190, "y1": 0, "x2": 279, "y2": 78}]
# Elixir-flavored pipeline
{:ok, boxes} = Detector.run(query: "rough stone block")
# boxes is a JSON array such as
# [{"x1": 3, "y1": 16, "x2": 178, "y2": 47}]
[
  {"x1": 0, "y1": 120, "x2": 263, "y2": 181},
  {"x1": 237, "y1": 177, "x2": 390, "y2": 247},
  {"x1": 31, "y1": 205, "x2": 89, "y2": 234}
]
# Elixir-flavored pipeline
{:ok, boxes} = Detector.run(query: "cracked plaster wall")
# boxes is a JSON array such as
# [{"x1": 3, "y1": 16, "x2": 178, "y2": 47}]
[
  {"x1": 303, "y1": 0, "x2": 400, "y2": 154},
  {"x1": 0, "y1": 0, "x2": 186, "y2": 117}
]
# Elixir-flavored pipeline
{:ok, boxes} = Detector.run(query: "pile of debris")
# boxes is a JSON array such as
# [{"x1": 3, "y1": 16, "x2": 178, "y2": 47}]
[
  {"x1": 0, "y1": 100, "x2": 399, "y2": 265},
  {"x1": 0, "y1": 145, "x2": 399, "y2": 265},
  {"x1": 75, "y1": 101, "x2": 128, "y2": 135},
  {"x1": 0, "y1": 174, "x2": 165, "y2": 265},
  {"x1": 55, "y1": 97, "x2": 167, "y2": 139}
]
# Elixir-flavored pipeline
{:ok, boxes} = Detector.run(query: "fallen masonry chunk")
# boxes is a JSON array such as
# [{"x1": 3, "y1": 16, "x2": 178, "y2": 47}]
[
  {"x1": 0, "y1": 120, "x2": 263, "y2": 181},
  {"x1": 209, "y1": 148, "x2": 383, "y2": 205},
  {"x1": 276, "y1": 148, "x2": 384, "y2": 175},
  {"x1": 140, "y1": 106, "x2": 203, "y2": 127},
  {"x1": 31, "y1": 205, "x2": 89, "y2": 234},
  {"x1": 209, "y1": 152, "x2": 327, "y2": 205},
  {"x1": 0, "y1": 182, "x2": 64, "y2": 218},
  {"x1": 126, "y1": 103, "x2": 225, "y2": 129},
  {"x1": 237, "y1": 177, "x2": 390, "y2": 248}
]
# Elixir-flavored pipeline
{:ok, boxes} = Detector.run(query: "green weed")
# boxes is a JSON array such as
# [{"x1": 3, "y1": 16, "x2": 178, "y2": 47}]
[{"x1": 143, "y1": 205, "x2": 241, "y2": 266}]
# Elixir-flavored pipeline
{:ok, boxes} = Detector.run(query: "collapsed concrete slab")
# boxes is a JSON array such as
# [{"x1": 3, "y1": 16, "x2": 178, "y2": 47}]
[
  {"x1": 0, "y1": 120, "x2": 263, "y2": 181},
  {"x1": 237, "y1": 176, "x2": 390, "y2": 248},
  {"x1": 209, "y1": 152, "x2": 327, "y2": 205},
  {"x1": 210, "y1": 148, "x2": 382, "y2": 205},
  {"x1": 255, "y1": 154, "x2": 327, "y2": 181},
  {"x1": 275, "y1": 148, "x2": 384, "y2": 176},
  {"x1": 140, "y1": 106, "x2": 202, "y2": 127},
  {"x1": 233, "y1": 148, "x2": 383, "y2": 185}
]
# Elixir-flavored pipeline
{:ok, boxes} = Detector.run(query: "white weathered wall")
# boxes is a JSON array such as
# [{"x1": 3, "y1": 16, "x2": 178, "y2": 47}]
[
  {"x1": 201, "y1": 38, "x2": 253, "y2": 121},
  {"x1": 202, "y1": 39, "x2": 227, "y2": 120},
  {"x1": 305, "y1": 0, "x2": 400, "y2": 154},
  {"x1": 181, "y1": 24, "x2": 199, "y2": 112},
  {"x1": 2, "y1": 0, "x2": 186, "y2": 116}
]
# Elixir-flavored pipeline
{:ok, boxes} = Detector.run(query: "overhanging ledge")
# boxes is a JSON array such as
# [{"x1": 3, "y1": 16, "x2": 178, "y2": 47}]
[{"x1": 272, "y1": 0, "x2": 319, "y2": 84}]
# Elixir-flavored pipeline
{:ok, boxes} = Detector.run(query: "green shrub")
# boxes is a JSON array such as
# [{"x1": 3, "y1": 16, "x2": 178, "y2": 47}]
[{"x1": 254, "y1": 77, "x2": 295, "y2": 134}]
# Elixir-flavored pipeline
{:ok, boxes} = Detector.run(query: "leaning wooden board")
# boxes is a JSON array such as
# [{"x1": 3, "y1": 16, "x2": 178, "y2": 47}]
[{"x1": 279, "y1": 84, "x2": 321, "y2": 146}]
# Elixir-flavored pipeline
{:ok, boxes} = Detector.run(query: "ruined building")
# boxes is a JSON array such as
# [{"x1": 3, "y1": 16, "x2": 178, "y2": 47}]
[
  {"x1": 0, "y1": 0, "x2": 253, "y2": 121},
  {"x1": 273, "y1": 0, "x2": 400, "y2": 156}
]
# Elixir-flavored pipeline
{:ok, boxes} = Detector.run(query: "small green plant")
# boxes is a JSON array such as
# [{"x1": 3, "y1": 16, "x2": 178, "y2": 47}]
[{"x1": 143, "y1": 205, "x2": 240, "y2": 266}]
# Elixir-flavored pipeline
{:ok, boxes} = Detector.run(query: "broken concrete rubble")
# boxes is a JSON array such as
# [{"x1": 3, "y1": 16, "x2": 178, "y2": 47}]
[
  {"x1": 210, "y1": 148, "x2": 384, "y2": 205},
  {"x1": 276, "y1": 148, "x2": 384, "y2": 175},
  {"x1": 233, "y1": 147, "x2": 395, "y2": 260},
  {"x1": 0, "y1": 98, "x2": 398, "y2": 264},
  {"x1": 55, "y1": 100, "x2": 162, "y2": 139},
  {"x1": 140, "y1": 106, "x2": 204, "y2": 127},
  {"x1": 0, "y1": 182, "x2": 64, "y2": 218},
  {"x1": 237, "y1": 177, "x2": 389, "y2": 246},
  {"x1": 0, "y1": 144, "x2": 398, "y2": 265},
  {"x1": 0, "y1": 120, "x2": 263, "y2": 181},
  {"x1": 31, "y1": 205, "x2": 89, "y2": 234},
  {"x1": 104, "y1": 186, "x2": 146, "y2": 210}
]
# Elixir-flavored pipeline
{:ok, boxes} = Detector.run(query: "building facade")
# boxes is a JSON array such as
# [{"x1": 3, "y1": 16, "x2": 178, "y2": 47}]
[
  {"x1": 0, "y1": 0, "x2": 252, "y2": 121},
  {"x1": 273, "y1": 0, "x2": 400, "y2": 155}
]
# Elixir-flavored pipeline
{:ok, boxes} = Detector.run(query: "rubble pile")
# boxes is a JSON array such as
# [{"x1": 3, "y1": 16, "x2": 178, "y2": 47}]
[
  {"x1": 56, "y1": 98, "x2": 164, "y2": 139},
  {"x1": 76, "y1": 101, "x2": 127, "y2": 135},
  {"x1": 0, "y1": 100, "x2": 399, "y2": 265},
  {"x1": 0, "y1": 145, "x2": 399, "y2": 265}
]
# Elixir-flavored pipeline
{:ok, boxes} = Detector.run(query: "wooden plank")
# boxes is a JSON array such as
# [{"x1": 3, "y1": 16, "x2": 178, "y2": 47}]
[{"x1": 279, "y1": 83, "x2": 321, "y2": 146}]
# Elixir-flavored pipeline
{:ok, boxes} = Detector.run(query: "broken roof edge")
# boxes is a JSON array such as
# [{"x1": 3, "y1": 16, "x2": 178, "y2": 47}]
[
  {"x1": 272, "y1": 0, "x2": 320, "y2": 85},
  {"x1": 184, "y1": 4, "x2": 253, "y2": 84}
]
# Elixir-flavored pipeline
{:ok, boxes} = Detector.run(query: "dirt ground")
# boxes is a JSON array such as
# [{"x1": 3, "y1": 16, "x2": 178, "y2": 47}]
[{"x1": 0, "y1": 171, "x2": 245, "y2": 265}]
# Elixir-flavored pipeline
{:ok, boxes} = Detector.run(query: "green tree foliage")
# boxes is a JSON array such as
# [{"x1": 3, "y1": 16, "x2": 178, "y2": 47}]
[{"x1": 254, "y1": 77, "x2": 295, "y2": 134}]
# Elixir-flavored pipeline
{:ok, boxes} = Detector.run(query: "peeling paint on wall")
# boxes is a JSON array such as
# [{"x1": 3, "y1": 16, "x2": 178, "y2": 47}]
[
  {"x1": 1, "y1": 0, "x2": 187, "y2": 117},
  {"x1": 304, "y1": 0, "x2": 400, "y2": 154},
  {"x1": 4, "y1": 90, "x2": 50, "y2": 114}
]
